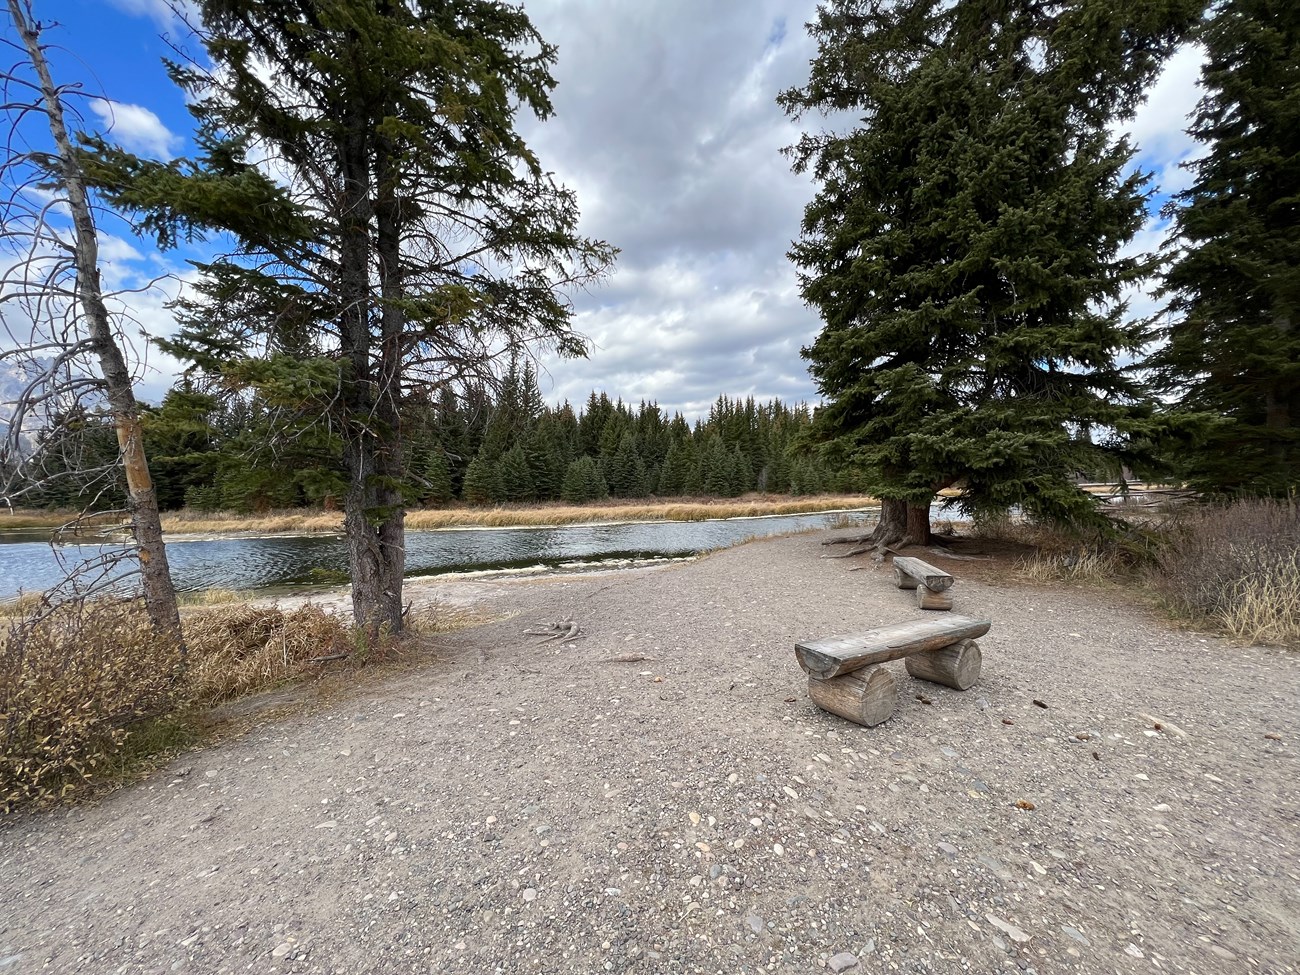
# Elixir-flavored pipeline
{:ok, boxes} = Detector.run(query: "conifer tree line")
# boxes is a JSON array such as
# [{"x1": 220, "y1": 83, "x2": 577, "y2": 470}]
[
  {"x1": 7, "y1": 359, "x2": 848, "y2": 511},
  {"x1": 781, "y1": 0, "x2": 1299, "y2": 549}
]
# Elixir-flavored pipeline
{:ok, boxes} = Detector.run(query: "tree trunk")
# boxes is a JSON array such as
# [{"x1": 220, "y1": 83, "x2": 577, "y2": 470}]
[
  {"x1": 370, "y1": 129, "x2": 407, "y2": 635},
  {"x1": 336, "y1": 103, "x2": 396, "y2": 639},
  {"x1": 337, "y1": 89, "x2": 407, "y2": 641},
  {"x1": 15, "y1": 2, "x2": 182, "y2": 646},
  {"x1": 869, "y1": 497, "x2": 933, "y2": 552}
]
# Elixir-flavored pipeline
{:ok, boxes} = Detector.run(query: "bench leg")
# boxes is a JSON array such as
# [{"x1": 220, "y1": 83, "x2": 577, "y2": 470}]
[
  {"x1": 808, "y1": 665, "x2": 898, "y2": 727},
  {"x1": 905, "y1": 638, "x2": 981, "y2": 690},
  {"x1": 894, "y1": 566, "x2": 919, "y2": 590},
  {"x1": 916, "y1": 585, "x2": 953, "y2": 610}
]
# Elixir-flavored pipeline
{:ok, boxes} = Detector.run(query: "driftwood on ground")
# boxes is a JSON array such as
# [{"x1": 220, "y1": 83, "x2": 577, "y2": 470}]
[{"x1": 524, "y1": 620, "x2": 582, "y2": 644}]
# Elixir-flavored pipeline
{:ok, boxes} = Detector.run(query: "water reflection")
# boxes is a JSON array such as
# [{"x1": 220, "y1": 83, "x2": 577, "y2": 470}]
[{"x1": 0, "y1": 509, "x2": 875, "y2": 600}]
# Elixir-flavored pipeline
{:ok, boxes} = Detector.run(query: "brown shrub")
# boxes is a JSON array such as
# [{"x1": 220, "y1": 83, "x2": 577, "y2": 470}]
[
  {"x1": 1149, "y1": 498, "x2": 1300, "y2": 647},
  {"x1": 182, "y1": 604, "x2": 358, "y2": 705},
  {"x1": 1, "y1": 599, "x2": 183, "y2": 811}
]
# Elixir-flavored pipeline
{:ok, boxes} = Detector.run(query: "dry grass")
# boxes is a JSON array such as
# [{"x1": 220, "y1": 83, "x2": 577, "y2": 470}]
[
  {"x1": 1149, "y1": 498, "x2": 1300, "y2": 648},
  {"x1": 0, "y1": 509, "x2": 128, "y2": 532},
  {"x1": 2, "y1": 598, "x2": 184, "y2": 811},
  {"x1": 159, "y1": 495, "x2": 880, "y2": 535},
  {"x1": 0, "y1": 591, "x2": 48, "y2": 621},
  {"x1": 177, "y1": 588, "x2": 246, "y2": 608},
  {"x1": 182, "y1": 603, "x2": 364, "y2": 705},
  {"x1": 1017, "y1": 548, "x2": 1131, "y2": 586},
  {"x1": 2, "y1": 589, "x2": 487, "y2": 812}
]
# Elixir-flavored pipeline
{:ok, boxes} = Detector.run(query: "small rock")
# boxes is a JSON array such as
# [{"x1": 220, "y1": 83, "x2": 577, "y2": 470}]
[
  {"x1": 1153, "y1": 803, "x2": 1172, "y2": 812},
  {"x1": 1124, "y1": 943, "x2": 1143, "y2": 958},
  {"x1": 522, "y1": 888, "x2": 538, "y2": 902},
  {"x1": 688, "y1": 811, "x2": 701, "y2": 826},
  {"x1": 987, "y1": 915, "x2": 1031, "y2": 943},
  {"x1": 773, "y1": 843, "x2": 784, "y2": 856},
  {"x1": 1061, "y1": 925, "x2": 1089, "y2": 945},
  {"x1": 977, "y1": 855, "x2": 1014, "y2": 881},
  {"x1": 746, "y1": 914, "x2": 764, "y2": 935},
  {"x1": 271, "y1": 943, "x2": 293, "y2": 959},
  {"x1": 828, "y1": 951, "x2": 859, "y2": 972},
  {"x1": 937, "y1": 842, "x2": 958, "y2": 859}
]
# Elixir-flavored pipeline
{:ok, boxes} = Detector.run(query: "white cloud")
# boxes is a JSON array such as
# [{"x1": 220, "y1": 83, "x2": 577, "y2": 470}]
[
  {"x1": 1122, "y1": 43, "x2": 1208, "y2": 196},
  {"x1": 89, "y1": 100, "x2": 181, "y2": 158},
  {"x1": 106, "y1": 0, "x2": 196, "y2": 31}
]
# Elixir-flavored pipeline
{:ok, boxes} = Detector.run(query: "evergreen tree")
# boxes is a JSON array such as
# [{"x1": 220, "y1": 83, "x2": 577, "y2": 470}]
[
  {"x1": 498, "y1": 443, "x2": 535, "y2": 502},
  {"x1": 415, "y1": 447, "x2": 453, "y2": 506},
  {"x1": 141, "y1": 387, "x2": 221, "y2": 511},
  {"x1": 85, "y1": 0, "x2": 614, "y2": 635},
  {"x1": 462, "y1": 452, "x2": 503, "y2": 505},
  {"x1": 561, "y1": 456, "x2": 608, "y2": 504},
  {"x1": 1153, "y1": 0, "x2": 1300, "y2": 495},
  {"x1": 780, "y1": 0, "x2": 1197, "y2": 545}
]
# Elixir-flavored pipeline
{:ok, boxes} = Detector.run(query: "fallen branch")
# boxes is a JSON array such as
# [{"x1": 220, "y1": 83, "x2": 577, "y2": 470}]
[
  {"x1": 601, "y1": 653, "x2": 655, "y2": 663},
  {"x1": 309, "y1": 652, "x2": 351, "y2": 663},
  {"x1": 524, "y1": 619, "x2": 582, "y2": 644}
]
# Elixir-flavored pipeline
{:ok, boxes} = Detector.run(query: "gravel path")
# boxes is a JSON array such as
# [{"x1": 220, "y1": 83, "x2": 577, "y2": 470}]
[{"x1": 2, "y1": 530, "x2": 1298, "y2": 975}]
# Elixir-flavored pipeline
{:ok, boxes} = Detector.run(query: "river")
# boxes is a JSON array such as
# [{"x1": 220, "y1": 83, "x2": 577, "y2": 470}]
[{"x1": 0, "y1": 508, "x2": 879, "y2": 600}]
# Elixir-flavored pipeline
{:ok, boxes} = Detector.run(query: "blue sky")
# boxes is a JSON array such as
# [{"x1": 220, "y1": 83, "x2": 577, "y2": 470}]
[{"x1": 11, "y1": 0, "x2": 1207, "y2": 418}]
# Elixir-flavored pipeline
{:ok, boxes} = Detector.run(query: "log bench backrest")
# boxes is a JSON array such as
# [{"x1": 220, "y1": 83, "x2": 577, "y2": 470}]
[
  {"x1": 795, "y1": 615, "x2": 992, "y2": 679},
  {"x1": 891, "y1": 556, "x2": 954, "y2": 592}
]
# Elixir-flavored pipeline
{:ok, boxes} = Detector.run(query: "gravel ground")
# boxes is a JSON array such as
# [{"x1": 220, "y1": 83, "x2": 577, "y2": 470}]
[{"x1": 2, "y1": 529, "x2": 1298, "y2": 975}]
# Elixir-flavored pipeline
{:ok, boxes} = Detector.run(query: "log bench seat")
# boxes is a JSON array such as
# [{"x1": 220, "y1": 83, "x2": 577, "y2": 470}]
[
  {"x1": 892, "y1": 555, "x2": 955, "y2": 610},
  {"x1": 795, "y1": 615, "x2": 991, "y2": 727}
]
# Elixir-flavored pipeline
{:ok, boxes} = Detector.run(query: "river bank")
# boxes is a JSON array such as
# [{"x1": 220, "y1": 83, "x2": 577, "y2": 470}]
[
  {"x1": 2, "y1": 528, "x2": 1296, "y2": 974},
  {"x1": 0, "y1": 495, "x2": 881, "y2": 537}
]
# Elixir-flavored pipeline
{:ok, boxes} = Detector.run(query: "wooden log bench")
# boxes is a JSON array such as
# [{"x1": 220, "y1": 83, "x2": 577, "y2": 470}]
[
  {"x1": 795, "y1": 616, "x2": 991, "y2": 727},
  {"x1": 892, "y1": 555, "x2": 955, "y2": 610}
]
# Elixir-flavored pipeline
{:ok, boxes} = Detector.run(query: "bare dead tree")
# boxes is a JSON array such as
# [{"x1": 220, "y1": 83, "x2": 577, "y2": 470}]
[{"x1": 1, "y1": 0, "x2": 182, "y2": 645}]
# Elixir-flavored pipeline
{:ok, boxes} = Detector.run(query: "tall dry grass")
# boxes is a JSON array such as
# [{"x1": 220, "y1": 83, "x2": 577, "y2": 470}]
[
  {"x1": 2, "y1": 599, "x2": 184, "y2": 810},
  {"x1": 2, "y1": 591, "x2": 482, "y2": 811},
  {"x1": 1149, "y1": 498, "x2": 1300, "y2": 648},
  {"x1": 159, "y1": 495, "x2": 879, "y2": 535}
]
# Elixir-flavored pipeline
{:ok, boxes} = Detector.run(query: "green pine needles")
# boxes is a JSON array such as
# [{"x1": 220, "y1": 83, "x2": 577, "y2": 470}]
[
  {"x1": 1154, "y1": 0, "x2": 1300, "y2": 497},
  {"x1": 781, "y1": 0, "x2": 1200, "y2": 530}
]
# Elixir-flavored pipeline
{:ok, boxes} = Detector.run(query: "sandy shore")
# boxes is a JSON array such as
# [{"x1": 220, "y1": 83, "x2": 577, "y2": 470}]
[{"x1": 1, "y1": 529, "x2": 1297, "y2": 974}]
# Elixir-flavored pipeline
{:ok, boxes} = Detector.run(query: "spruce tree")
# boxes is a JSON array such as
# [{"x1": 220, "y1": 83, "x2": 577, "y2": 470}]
[
  {"x1": 780, "y1": 0, "x2": 1197, "y2": 545},
  {"x1": 1153, "y1": 0, "x2": 1300, "y2": 496},
  {"x1": 84, "y1": 0, "x2": 614, "y2": 634},
  {"x1": 462, "y1": 452, "x2": 503, "y2": 506}
]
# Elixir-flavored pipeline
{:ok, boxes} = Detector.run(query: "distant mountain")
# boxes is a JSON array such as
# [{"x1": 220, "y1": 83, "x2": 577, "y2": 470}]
[{"x1": 0, "y1": 357, "x2": 51, "y2": 458}]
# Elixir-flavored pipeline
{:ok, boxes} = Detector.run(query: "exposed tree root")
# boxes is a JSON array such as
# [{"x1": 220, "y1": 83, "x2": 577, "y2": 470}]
[{"x1": 524, "y1": 619, "x2": 582, "y2": 644}]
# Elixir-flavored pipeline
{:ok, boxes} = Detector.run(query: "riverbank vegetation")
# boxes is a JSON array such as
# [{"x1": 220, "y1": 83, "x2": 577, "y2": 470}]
[
  {"x1": 1, "y1": 494, "x2": 879, "y2": 536},
  {"x1": 11, "y1": 380, "x2": 855, "y2": 516},
  {"x1": 1, "y1": 594, "x2": 476, "y2": 813},
  {"x1": 991, "y1": 497, "x2": 1300, "y2": 649}
]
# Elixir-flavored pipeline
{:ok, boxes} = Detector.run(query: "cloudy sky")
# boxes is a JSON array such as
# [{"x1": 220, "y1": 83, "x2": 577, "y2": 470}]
[{"x1": 19, "y1": 0, "x2": 1206, "y2": 419}]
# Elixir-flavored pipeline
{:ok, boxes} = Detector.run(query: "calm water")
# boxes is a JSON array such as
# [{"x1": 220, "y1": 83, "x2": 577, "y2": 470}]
[{"x1": 0, "y1": 509, "x2": 877, "y2": 600}]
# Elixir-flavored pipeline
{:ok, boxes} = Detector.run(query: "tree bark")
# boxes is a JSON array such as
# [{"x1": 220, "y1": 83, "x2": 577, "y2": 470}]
[
  {"x1": 338, "y1": 77, "x2": 406, "y2": 640},
  {"x1": 336, "y1": 100, "x2": 395, "y2": 639},
  {"x1": 14, "y1": 1, "x2": 182, "y2": 646},
  {"x1": 868, "y1": 497, "x2": 933, "y2": 552}
]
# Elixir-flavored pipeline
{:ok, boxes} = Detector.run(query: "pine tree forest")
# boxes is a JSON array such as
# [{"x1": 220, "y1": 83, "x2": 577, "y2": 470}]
[{"x1": 9, "y1": 358, "x2": 846, "y2": 512}]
